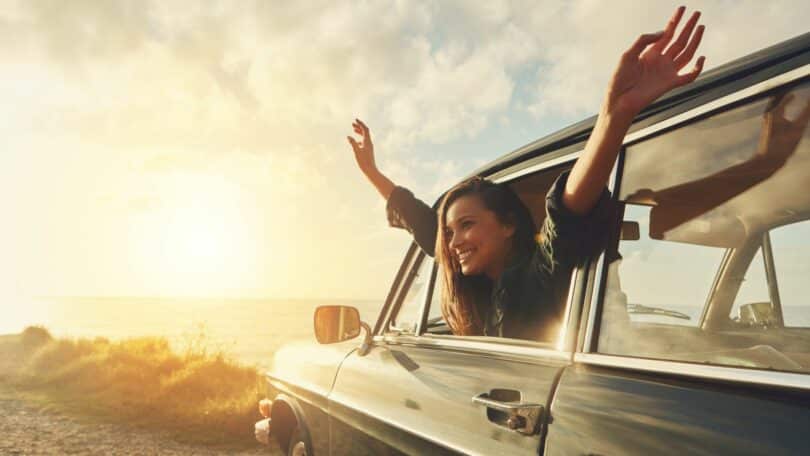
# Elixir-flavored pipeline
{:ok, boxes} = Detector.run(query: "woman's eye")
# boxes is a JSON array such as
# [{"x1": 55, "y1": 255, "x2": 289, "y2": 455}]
[{"x1": 462, "y1": 220, "x2": 473, "y2": 229}]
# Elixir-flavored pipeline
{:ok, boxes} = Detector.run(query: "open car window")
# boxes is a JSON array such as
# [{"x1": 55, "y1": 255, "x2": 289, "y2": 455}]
[
  {"x1": 597, "y1": 80, "x2": 810, "y2": 374},
  {"x1": 417, "y1": 165, "x2": 573, "y2": 348},
  {"x1": 387, "y1": 252, "x2": 430, "y2": 335}
]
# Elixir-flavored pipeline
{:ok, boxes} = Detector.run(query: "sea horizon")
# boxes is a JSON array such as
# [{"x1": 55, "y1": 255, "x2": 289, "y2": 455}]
[{"x1": 4, "y1": 295, "x2": 385, "y2": 369}]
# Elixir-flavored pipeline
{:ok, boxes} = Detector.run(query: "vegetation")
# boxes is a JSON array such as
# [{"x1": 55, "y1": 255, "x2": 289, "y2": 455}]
[{"x1": 0, "y1": 326, "x2": 265, "y2": 448}]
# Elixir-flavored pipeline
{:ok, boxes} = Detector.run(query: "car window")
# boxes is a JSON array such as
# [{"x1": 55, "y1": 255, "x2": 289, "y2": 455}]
[
  {"x1": 769, "y1": 220, "x2": 810, "y2": 327},
  {"x1": 416, "y1": 165, "x2": 573, "y2": 346},
  {"x1": 424, "y1": 262, "x2": 450, "y2": 334},
  {"x1": 729, "y1": 245, "x2": 769, "y2": 322},
  {"x1": 598, "y1": 81, "x2": 810, "y2": 374},
  {"x1": 389, "y1": 254, "x2": 431, "y2": 334},
  {"x1": 610, "y1": 204, "x2": 724, "y2": 328}
]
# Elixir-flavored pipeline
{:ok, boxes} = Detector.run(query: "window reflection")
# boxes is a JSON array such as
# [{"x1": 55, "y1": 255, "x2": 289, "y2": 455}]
[{"x1": 599, "y1": 82, "x2": 810, "y2": 374}]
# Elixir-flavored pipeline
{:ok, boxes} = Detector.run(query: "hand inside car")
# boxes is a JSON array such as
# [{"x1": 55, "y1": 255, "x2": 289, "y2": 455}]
[{"x1": 755, "y1": 93, "x2": 810, "y2": 166}]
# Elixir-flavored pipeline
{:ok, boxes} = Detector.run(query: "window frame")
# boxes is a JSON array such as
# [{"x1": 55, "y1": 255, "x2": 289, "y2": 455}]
[
  {"x1": 380, "y1": 249, "x2": 429, "y2": 335},
  {"x1": 579, "y1": 64, "x2": 810, "y2": 391}
]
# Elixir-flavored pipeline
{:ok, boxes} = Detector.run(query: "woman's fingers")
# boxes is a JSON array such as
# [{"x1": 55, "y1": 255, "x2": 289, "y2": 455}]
[
  {"x1": 675, "y1": 55, "x2": 705, "y2": 86},
  {"x1": 650, "y1": 6, "x2": 685, "y2": 54},
  {"x1": 624, "y1": 31, "x2": 665, "y2": 62},
  {"x1": 356, "y1": 118, "x2": 371, "y2": 140},
  {"x1": 347, "y1": 136, "x2": 359, "y2": 153},
  {"x1": 673, "y1": 24, "x2": 705, "y2": 69},
  {"x1": 771, "y1": 93, "x2": 795, "y2": 118},
  {"x1": 665, "y1": 11, "x2": 701, "y2": 59}
]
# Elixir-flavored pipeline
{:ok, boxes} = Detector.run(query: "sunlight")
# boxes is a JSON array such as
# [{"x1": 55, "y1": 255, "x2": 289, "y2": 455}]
[{"x1": 139, "y1": 171, "x2": 264, "y2": 297}]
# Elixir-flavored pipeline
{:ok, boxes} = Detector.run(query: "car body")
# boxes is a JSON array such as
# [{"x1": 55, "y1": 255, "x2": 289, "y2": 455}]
[{"x1": 256, "y1": 32, "x2": 810, "y2": 455}]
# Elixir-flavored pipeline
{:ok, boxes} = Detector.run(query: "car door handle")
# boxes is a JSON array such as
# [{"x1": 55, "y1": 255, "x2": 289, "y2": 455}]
[{"x1": 472, "y1": 390, "x2": 543, "y2": 435}]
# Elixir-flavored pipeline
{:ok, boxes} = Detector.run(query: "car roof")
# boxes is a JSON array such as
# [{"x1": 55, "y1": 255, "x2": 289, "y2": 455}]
[{"x1": 469, "y1": 31, "x2": 810, "y2": 181}]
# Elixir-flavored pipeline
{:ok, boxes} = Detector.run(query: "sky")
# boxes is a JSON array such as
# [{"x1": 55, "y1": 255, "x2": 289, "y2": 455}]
[{"x1": 1, "y1": 0, "x2": 808, "y2": 301}]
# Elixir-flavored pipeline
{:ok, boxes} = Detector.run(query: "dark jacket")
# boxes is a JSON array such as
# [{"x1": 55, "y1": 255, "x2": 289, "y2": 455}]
[{"x1": 386, "y1": 171, "x2": 613, "y2": 342}]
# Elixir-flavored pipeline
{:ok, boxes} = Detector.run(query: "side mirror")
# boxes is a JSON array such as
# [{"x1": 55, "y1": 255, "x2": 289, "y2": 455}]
[{"x1": 314, "y1": 305, "x2": 361, "y2": 343}]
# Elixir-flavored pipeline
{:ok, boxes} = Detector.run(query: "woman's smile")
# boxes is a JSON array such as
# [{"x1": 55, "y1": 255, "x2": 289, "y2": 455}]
[{"x1": 456, "y1": 248, "x2": 475, "y2": 264}]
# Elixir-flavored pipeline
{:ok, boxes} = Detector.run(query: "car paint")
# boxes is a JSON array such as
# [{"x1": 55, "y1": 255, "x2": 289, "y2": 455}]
[
  {"x1": 546, "y1": 364, "x2": 810, "y2": 456},
  {"x1": 329, "y1": 338, "x2": 567, "y2": 455}
]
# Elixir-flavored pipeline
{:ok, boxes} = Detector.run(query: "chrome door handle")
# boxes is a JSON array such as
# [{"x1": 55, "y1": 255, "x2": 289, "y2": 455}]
[{"x1": 472, "y1": 391, "x2": 543, "y2": 435}]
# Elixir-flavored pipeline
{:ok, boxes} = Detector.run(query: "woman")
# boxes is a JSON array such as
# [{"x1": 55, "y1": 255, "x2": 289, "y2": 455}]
[{"x1": 347, "y1": 7, "x2": 706, "y2": 341}]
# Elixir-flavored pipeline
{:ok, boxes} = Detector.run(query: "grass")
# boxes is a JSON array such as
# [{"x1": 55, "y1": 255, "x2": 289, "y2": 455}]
[{"x1": 0, "y1": 326, "x2": 267, "y2": 449}]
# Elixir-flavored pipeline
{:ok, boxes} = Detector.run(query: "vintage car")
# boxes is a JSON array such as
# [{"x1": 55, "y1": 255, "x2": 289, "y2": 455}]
[{"x1": 255, "y1": 32, "x2": 810, "y2": 455}]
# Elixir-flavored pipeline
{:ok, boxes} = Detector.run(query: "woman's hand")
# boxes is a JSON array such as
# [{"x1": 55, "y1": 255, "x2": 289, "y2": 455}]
[
  {"x1": 754, "y1": 93, "x2": 810, "y2": 166},
  {"x1": 347, "y1": 118, "x2": 395, "y2": 200},
  {"x1": 606, "y1": 6, "x2": 706, "y2": 118},
  {"x1": 347, "y1": 118, "x2": 377, "y2": 177},
  {"x1": 565, "y1": 7, "x2": 707, "y2": 215}
]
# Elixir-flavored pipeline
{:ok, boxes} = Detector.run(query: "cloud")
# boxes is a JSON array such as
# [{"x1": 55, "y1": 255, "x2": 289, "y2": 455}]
[
  {"x1": 3, "y1": 0, "x2": 809, "y2": 298},
  {"x1": 524, "y1": 1, "x2": 810, "y2": 119}
]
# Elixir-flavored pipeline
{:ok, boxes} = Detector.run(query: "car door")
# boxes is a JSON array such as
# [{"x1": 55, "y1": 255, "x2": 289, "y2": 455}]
[
  {"x1": 327, "y1": 164, "x2": 577, "y2": 455},
  {"x1": 547, "y1": 70, "x2": 810, "y2": 455}
]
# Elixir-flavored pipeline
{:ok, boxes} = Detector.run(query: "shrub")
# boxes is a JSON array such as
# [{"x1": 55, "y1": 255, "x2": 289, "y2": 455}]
[
  {"x1": 20, "y1": 326, "x2": 52, "y2": 351},
  {"x1": 8, "y1": 327, "x2": 264, "y2": 447}
]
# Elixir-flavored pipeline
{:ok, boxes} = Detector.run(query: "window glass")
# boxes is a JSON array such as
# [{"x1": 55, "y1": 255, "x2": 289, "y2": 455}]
[
  {"x1": 614, "y1": 204, "x2": 723, "y2": 327},
  {"x1": 425, "y1": 264, "x2": 451, "y2": 334},
  {"x1": 598, "y1": 82, "x2": 810, "y2": 374},
  {"x1": 389, "y1": 255, "x2": 431, "y2": 334},
  {"x1": 770, "y1": 221, "x2": 810, "y2": 327},
  {"x1": 729, "y1": 247, "x2": 769, "y2": 322}
]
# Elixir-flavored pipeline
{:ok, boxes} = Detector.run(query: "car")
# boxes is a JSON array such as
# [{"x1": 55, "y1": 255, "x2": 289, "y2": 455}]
[{"x1": 255, "y1": 32, "x2": 810, "y2": 456}]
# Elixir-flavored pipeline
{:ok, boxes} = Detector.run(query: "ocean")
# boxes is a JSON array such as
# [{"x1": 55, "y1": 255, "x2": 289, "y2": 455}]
[{"x1": 3, "y1": 296, "x2": 382, "y2": 370}]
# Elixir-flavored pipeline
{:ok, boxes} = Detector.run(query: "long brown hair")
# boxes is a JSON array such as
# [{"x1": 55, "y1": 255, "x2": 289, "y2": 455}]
[{"x1": 435, "y1": 177, "x2": 537, "y2": 335}]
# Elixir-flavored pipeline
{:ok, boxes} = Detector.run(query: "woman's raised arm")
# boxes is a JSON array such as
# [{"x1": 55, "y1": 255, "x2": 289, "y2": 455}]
[
  {"x1": 347, "y1": 118, "x2": 395, "y2": 201},
  {"x1": 564, "y1": 6, "x2": 706, "y2": 215}
]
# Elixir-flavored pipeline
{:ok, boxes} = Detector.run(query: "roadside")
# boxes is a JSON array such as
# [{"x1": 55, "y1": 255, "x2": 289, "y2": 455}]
[
  {"x1": 0, "y1": 329, "x2": 283, "y2": 455},
  {"x1": 0, "y1": 384, "x2": 278, "y2": 455}
]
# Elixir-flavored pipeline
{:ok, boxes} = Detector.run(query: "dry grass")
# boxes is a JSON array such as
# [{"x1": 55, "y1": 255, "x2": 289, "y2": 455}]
[{"x1": 0, "y1": 326, "x2": 265, "y2": 448}]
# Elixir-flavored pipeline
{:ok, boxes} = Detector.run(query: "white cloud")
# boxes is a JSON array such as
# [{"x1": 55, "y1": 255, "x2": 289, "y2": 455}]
[{"x1": 524, "y1": 0, "x2": 810, "y2": 119}]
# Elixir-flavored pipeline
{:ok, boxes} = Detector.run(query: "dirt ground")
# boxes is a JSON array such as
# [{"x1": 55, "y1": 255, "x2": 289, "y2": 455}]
[{"x1": 0, "y1": 389, "x2": 282, "y2": 456}]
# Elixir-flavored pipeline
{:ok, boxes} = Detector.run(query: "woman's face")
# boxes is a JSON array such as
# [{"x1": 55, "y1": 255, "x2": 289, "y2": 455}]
[{"x1": 445, "y1": 195, "x2": 515, "y2": 280}]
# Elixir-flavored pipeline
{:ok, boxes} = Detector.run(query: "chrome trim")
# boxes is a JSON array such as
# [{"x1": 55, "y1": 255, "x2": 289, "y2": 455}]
[
  {"x1": 383, "y1": 334, "x2": 571, "y2": 362},
  {"x1": 555, "y1": 269, "x2": 579, "y2": 352},
  {"x1": 698, "y1": 247, "x2": 733, "y2": 328},
  {"x1": 582, "y1": 253, "x2": 606, "y2": 352},
  {"x1": 491, "y1": 151, "x2": 581, "y2": 183},
  {"x1": 492, "y1": 65, "x2": 809, "y2": 188},
  {"x1": 414, "y1": 259, "x2": 438, "y2": 336},
  {"x1": 575, "y1": 353, "x2": 810, "y2": 391},
  {"x1": 623, "y1": 64, "x2": 810, "y2": 146},
  {"x1": 760, "y1": 232, "x2": 785, "y2": 326},
  {"x1": 472, "y1": 393, "x2": 543, "y2": 436}
]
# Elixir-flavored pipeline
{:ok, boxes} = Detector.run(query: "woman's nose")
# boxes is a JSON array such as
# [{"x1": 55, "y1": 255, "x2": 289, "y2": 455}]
[{"x1": 449, "y1": 232, "x2": 462, "y2": 249}]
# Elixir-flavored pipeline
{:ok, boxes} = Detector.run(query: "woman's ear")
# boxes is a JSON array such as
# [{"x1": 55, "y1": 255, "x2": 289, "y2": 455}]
[{"x1": 501, "y1": 213, "x2": 517, "y2": 238}]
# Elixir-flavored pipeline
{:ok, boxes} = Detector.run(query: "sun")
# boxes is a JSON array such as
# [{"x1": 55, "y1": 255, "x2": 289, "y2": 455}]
[
  {"x1": 148, "y1": 172, "x2": 261, "y2": 296},
  {"x1": 168, "y1": 206, "x2": 231, "y2": 262}
]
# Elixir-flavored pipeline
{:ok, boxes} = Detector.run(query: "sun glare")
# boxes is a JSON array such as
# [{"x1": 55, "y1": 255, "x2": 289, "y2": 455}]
[{"x1": 134, "y1": 172, "x2": 264, "y2": 297}]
